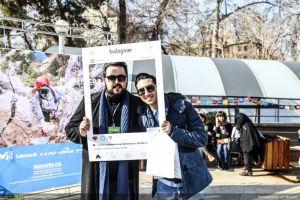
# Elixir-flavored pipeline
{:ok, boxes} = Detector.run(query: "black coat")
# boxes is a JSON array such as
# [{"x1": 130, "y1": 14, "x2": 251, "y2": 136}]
[
  {"x1": 65, "y1": 91, "x2": 143, "y2": 200},
  {"x1": 235, "y1": 113, "x2": 262, "y2": 153}
]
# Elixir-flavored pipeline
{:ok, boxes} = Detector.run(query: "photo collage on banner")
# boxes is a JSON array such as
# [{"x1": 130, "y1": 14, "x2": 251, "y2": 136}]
[
  {"x1": 0, "y1": 49, "x2": 86, "y2": 147},
  {"x1": 0, "y1": 48, "x2": 84, "y2": 194}
]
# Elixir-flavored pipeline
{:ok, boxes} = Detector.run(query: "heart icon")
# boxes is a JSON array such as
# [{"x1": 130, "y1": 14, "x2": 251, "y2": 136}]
[{"x1": 92, "y1": 135, "x2": 97, "y2": 140}]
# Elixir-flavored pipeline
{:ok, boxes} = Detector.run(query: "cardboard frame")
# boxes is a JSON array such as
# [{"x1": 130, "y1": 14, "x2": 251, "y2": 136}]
[{"x1": 82, "y1": 41, "x2": 165, "y2": 161}]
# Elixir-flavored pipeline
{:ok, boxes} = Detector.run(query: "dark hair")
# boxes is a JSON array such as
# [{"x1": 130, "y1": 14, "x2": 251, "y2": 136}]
[
  {"x1": 103, "y1": 62, "x2": 128, "y2": 77},
  {"x1": 135, "y1": 73, "x2": 156, "y2": 88},
  {"x1": 216, "y1": 111, "x2": 227, "y2": 121},
  {"x1": 199, "y1": 112, "x2": 207, "y2": 123}
]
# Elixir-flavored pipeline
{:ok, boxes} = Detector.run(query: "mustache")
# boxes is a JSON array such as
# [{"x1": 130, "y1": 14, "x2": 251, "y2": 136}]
[{"x1": 113, "y1": 84, "x2": 122, "y2": 89}]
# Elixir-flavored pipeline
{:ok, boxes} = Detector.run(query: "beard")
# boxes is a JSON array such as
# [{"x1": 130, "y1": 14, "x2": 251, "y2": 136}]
[{"x1": 106, "y1": 83, "x2": 127, "y2": 99}]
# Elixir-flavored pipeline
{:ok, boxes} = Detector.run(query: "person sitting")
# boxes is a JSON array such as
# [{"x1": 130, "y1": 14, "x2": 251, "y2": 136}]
[
  {"x1": 199, "y1": 111, "x2": 216, "y2": 162},
  {"x1": 214, "y1": 111, "x2": 232, "y2": 170}
]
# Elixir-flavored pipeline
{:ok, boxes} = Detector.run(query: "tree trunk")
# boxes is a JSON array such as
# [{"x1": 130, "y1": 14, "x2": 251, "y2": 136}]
[
  {"x1": 290, "y1": 17, "x2": 299, "y2": 61},
  {"x1": 118, "y1": 0, "x2": 127, "y2": 44},
  {"x1": 291, "y1": 32, "x2": 297, "y2": 61},
  {"x1": 7, "y1": 31, "x2": 11, "y2": 48},
  {"x1": 212, "y1": 0, "x2": 221, "y2": 57},
  {"x1": 23, "y1": 33, "x2": 33, "y2": 50},
  {"x1": 150, "y1": 0, "x2": 170, "y2": 41}
]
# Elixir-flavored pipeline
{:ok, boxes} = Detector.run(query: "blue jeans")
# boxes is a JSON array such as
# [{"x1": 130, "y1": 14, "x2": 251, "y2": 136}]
[
  {"x1": 157, "y1": 179, "x2": 183, "y2": 200},
  {"x1": 157, "y1": 180, "x2": 204, "y2": 200},
  {"x1": 188, "y1": 191, "x2": 204, "y2": 200},
  {"x1": 216, "y1": 143, "x2": 229, "y2": 166}
]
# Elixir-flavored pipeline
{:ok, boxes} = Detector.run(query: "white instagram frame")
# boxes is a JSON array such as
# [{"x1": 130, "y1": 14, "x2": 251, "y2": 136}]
[{"x1": 82, "y1": 41, "x2": 165, "y2": 161}]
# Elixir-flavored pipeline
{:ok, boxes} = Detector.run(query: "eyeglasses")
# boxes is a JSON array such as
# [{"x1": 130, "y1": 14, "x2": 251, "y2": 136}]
[
  {"x1": 137, "y1": 84, "x2": 156, "y2": 96},
  {"x1": 106, "y1": 74, "x2": 127, "y2": 82}
]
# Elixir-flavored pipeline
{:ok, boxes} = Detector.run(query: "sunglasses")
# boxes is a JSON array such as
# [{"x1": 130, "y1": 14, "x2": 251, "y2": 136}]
[
  {"x1": 39, "y1": 89, "x2": 48, "y2": 95},
  {"x1": 137, "y1": 84, "x2": 156, "y2": 96},
  {"x1": 106, "y1": 74, "x2": 127, "y2": 82}
]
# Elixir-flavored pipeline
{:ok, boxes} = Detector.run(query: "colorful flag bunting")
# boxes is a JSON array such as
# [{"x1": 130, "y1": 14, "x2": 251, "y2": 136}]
[
  {"x1": 223, "y1": 99, "x2": 228, "y2": 105},
  {"x1": 252, "y1": 98, "x2": 259, "y2": 104}
]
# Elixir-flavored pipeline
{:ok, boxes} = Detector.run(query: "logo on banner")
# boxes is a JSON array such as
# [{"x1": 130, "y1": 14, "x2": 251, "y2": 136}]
[
  {"x1": 109, "y1": 48, "x2": 132, "y2": 55},
  {"x1": 0, "y1": 151, "x2": 13, "y2": 160}
]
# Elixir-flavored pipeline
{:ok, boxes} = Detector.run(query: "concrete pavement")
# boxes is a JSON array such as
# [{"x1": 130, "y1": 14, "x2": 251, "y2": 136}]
[
  {"x1": 11, "y1": 164, "x2": 300, "y2": 200},
  {"x1": 139, "y1": 164, "x2": 300, "y2": 199}
]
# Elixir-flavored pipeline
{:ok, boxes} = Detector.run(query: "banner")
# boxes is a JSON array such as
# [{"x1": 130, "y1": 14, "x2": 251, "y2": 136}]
[
  {"x1": 0, "y1": 48, "x2": 85, "y2": 194},
  {"x1": 0, "y1": 142, "x2": 82, "y2": 194}
]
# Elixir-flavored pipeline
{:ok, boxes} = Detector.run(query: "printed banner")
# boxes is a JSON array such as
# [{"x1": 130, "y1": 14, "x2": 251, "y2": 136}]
[
  {"x1": 0, "y1": 48, "x2": 85, "y2": 147},
  {"x1": 0, "y1": 48, "x2": 85, "y2": 194},
  {"x1": 0, "y1": 142, "x2": 82, "y2": 194}
]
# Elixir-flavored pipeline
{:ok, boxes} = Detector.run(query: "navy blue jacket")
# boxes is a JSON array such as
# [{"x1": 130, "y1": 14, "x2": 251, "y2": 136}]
[{"x1": 138, "y1": 93, "x2": 212, "y2": 199}]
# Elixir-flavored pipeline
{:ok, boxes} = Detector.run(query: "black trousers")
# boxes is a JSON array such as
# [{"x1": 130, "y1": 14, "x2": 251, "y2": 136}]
[
  {"x1": 243, "y1": 151, "x2": 253, "y2": 171},
  {"x1": 42, "y1": 111, "x2": 51, "y2": 122}
]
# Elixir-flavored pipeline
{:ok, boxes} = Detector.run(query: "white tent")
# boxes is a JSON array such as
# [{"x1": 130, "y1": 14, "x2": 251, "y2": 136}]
[
  {"x1": 130, "y1": 55, "x2": 300, "y2": 100},
  {"x1": 47, "y1": 46, "x2": 300, "y2": 99},
  {"x1": 46, "y1": 46, "x2": 300, "y2": 123}
]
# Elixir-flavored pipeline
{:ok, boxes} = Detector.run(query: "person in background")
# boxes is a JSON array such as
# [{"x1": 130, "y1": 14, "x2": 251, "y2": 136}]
[
  {"x1": 214, "y1": 111, "x2": 232, "y2": 170},
  {"x1": 235, "y1": 113, "x2": 264, "y2": 176},
  {"x1": 31, "y1": 75, "x2": 66, "y2": 135},
  {"x1": 135, "y1": 73, "x2": 212, "y2": 200},
  {"x1": 199, "y1": 111, "x2": 216, "y2": 162},
  {"x1": 65, "y1": 62, "x2": 144, "y2": 200}
]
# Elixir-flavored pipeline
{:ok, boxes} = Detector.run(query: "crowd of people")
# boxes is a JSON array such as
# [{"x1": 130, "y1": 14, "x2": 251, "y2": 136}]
[{"x1": 196, "y1": 110, "x2": 265, "y2": 176}]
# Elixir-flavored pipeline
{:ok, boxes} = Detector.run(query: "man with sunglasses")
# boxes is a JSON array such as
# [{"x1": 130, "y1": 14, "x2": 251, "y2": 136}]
[
  {"x1": 135, "y1": 73, "x2": 212, "y2": 200},
  {"x1": 65, "y1": 62, "x2": 144, "y2": 200}
]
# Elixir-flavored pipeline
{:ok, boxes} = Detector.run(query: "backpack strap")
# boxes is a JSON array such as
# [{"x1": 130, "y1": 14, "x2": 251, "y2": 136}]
[{"x1": 38, "y1": 86, "x2": 59, "y2": 112}]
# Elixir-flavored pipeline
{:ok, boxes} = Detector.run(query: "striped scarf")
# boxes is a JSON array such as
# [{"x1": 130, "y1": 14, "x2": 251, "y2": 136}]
[{"x1": 98, "y1": 91, "x2": 130, "y2": 200}]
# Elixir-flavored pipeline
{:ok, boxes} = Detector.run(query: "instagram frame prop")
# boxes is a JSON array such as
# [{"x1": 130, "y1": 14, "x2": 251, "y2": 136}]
[{"x1": 82, "y1": 41, "x2": 165, "y2": 161}]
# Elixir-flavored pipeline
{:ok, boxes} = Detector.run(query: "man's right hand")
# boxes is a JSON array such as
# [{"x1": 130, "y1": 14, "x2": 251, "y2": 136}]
[{"x1": 79, "y1": 117, "x2": 90, "y2": 137}]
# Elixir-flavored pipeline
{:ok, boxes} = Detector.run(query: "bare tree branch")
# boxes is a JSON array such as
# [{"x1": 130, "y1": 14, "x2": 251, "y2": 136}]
[{"x1": 220, "y1": 1, "x2": 278, "y2": 21}]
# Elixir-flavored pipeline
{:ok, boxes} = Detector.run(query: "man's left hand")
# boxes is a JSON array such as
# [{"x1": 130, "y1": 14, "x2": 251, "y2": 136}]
[{"x1": 160, "y1": 120, "x2": 172, "y2": 135}]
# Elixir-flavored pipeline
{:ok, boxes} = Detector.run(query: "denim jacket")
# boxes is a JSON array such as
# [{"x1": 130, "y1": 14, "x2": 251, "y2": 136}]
[{"x1": 137, "y1": 93, "x2": 212, "y2": 199}]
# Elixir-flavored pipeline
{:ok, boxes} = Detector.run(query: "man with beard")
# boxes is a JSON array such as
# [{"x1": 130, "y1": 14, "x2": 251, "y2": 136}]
[{"x1": 65, "y1": 62, "x2": 143, "y2": 200}]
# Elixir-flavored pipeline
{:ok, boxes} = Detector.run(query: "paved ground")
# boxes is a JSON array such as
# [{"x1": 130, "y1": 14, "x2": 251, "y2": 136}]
[
  {"x1": 15, "y1": 163, "x2": 300, "y2": 200},
  {"x1": 140, "y1": 164, "x2": 300, "y2": 199}
]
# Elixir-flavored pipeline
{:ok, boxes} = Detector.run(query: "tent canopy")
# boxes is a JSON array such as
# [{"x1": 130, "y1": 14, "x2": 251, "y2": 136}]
[
  {"x1": 130, "y1": 55, "x2": 300, "y2": 99},
  {"x1": 46, "y1": 46, "x2": 300, "y2": 99}
]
